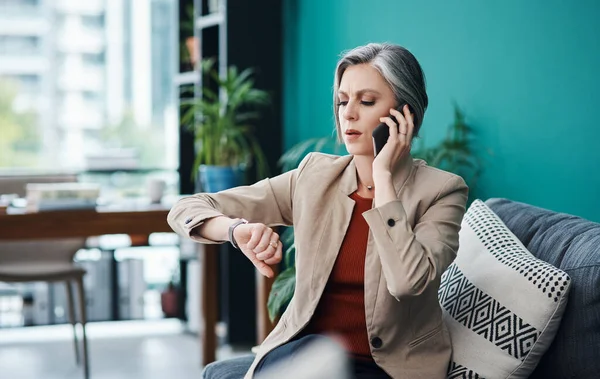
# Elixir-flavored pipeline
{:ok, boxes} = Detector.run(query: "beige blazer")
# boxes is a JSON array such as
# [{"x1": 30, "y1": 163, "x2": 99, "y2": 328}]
[{"x1": 167, "y1": 152, "x2": 468, "y2": 379}]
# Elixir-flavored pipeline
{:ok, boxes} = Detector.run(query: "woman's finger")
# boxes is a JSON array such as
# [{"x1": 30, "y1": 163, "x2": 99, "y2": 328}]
[
  {"x1": 253, "y1": 228, "x2": 274, "y2": 253},
  {"x1": 255, "y1": 242, "x2": 277, "y2": 260},
  {"x1": 245, "y1": 225, "x2": 264, "y2": 251},
  {"x1": 389, "y1": 107, "x2": 408, "y2": 137},
  {"x1": 379, "y1": 116, "x2": 399, "y2": 140},
  {"x1": 264, "y1": 241, "x2": 283, "y2": 265},
  {"x1": 253, "y1": 260, "x2": 274, "y2": 278},
  {"x1": 402, "y1": 104, "x2": 415, "y2": 142},
  {"x1": 240, "y1": 243, "x2": 275, "y2": 278},
  {"x1": 389, "y1": 107, "x2": 410, "y2": 148},
  {"x1": 256, "y1": 232, "x2": 279, "y2": 260}
]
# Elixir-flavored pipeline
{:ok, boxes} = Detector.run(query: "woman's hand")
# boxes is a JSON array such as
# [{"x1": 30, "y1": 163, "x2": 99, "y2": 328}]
[
  {"x1": 233, "y1": 222, "x2": 282, "y2": 278},
  {"x1": 372, "y1": 104, "x2": 414, "y2": 177}
]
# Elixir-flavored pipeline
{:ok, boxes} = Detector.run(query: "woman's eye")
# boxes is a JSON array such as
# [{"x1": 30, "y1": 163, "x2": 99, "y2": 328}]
[
  {"x1": 337, "y1": 101, "x2": 348, "y2": 106},
  {"x1": 361, "y1": 101, "x2": 375, "y2": 106}
]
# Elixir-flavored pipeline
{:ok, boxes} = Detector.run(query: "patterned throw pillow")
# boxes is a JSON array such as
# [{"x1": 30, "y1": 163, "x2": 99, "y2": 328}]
[{"x1": 438, "y1": 200, "x2": 571, "y2": 379}]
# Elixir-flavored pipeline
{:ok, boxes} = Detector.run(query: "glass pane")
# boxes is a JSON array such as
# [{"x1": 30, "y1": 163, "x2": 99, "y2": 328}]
[{"x1": 0, "y1": 0, "x2": 178, "y2": 174}]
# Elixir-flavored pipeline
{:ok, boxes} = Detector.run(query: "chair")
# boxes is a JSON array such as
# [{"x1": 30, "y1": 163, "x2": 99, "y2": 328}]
[
  {"x1": 0, "y1": 238, "x2": 90, "y2": 378},
  {"x1": 0, "y1": 174, "x2": 90, "y2": 378}
]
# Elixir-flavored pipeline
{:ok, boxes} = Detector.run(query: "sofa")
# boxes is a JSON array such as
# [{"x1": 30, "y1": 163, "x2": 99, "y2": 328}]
[
  {"x1": 485, "y1": 198, "x2": 600, "y2": 379},
  {"x1": 206, "y1": 197, "x2": 600, "y2": 379}
]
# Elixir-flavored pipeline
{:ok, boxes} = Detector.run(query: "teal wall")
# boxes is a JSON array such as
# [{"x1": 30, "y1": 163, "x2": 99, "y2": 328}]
[{"x1": 282, "y1": 0, "x2": 600, "y2": 222}]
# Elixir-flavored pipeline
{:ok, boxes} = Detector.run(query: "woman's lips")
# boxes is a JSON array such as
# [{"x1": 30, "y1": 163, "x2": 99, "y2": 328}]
[{"x1": 345, "y1": 129, "x2": 362, "y2": 141}]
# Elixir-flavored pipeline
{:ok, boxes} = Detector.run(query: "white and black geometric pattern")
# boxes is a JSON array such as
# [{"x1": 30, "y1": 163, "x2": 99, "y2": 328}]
[
  {"x1": 447, "y1": 361, "x2": 483, "y2": 379},
  {"x1": 439, "y1": 264, "x2": 540, "y2": 360},
  {"x1": 439, "y1": 200, "x2": 571, "y2": 379},
  {"x1": 464, "y1": 201, "x2": 570, "y2": 302}
]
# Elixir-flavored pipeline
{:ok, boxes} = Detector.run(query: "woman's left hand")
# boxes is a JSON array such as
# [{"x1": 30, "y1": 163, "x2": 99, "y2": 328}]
[{"x1": 372, "y1": 105, "x2": 414, "y2": 177}]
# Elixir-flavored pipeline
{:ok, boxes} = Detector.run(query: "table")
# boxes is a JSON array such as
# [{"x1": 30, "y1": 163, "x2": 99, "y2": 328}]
[{"x1": 0, "y1": 203, "x2": 220, "y2": 366}]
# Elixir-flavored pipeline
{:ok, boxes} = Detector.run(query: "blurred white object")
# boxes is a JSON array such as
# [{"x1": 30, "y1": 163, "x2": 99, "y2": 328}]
[
  {"x1": 255, "y1": 337, "x2": 351, "y2": 379},
  {"x1": 118, "y1": 258, "x2": 145, "y2": 320},
  {"x1": 25, "y1": 182, "x2": 100, "y2": 212},
  {"x1": 85, "y1": 149, "x2": 139, "y2": 170},
  {"x1": 147, "y1": 178, "x2": 166, "y2": 203}
]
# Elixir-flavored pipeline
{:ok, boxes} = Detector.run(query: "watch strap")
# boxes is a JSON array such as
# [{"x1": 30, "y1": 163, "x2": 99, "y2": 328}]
[{"x1": 228, "y1": 218, "x2": 248, "y2": 250}]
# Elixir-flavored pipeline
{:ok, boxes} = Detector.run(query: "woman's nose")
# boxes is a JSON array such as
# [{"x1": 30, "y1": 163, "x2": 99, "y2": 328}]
[{"x1": 342, "y1": 102, "x2": 358, "y2": 120}]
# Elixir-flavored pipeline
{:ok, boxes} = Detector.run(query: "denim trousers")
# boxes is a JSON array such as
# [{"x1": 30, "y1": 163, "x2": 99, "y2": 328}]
[{"x1": 202, "y1": 334, "x2": 390, "y2": 379}]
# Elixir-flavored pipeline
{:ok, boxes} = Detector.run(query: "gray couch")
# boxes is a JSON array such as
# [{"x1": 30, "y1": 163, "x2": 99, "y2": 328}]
[
  {"x1": 202, "y1": 198, "x2": 600, "y2": 379},
  {"x1": 486, "y1": 198, "x2": 600, "y2": 379}
]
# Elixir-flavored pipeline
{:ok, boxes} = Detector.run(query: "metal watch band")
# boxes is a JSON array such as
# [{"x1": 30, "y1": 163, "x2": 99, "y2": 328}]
[{"x1": 228, "y1": 218, "x2": 248, "y2": 250}]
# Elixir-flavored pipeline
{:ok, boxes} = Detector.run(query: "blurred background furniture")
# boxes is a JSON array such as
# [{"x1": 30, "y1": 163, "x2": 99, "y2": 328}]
[
  {"x1": 0, "y1": 173, "x2": 91, "y2": 378},
  {"x1": 0, "y1": 206, "x2": 218, "y2": 367},
  {"x1": 0, "y1": 174, "x2": 78, "y2": 198},
  {"x1": 0, "y1": 238, "x2": 90, "y2": 379}
]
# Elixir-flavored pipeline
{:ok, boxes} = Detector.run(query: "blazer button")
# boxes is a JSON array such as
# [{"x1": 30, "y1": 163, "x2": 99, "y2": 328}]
[
  {"x1": 185, "y1": 217, "x2": 193, "y2": 225},
  {"x1": 371, "y1": 336, "x2": 383, "y2": 349},
  {"x1": 387, "y1": 219, "x2": 395, "y2": 227}
]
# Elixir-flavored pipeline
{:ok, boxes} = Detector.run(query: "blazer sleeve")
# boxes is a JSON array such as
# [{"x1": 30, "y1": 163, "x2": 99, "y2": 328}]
[
  {"x1": 167, "y1": 153, "x2": 314, "y2": 243},
  {"x1": 362, "y1": 175, "x2": 468, "y2": 299}
]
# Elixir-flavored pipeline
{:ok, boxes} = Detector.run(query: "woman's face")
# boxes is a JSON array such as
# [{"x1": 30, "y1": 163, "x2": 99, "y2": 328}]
[{"x1": 337, "y1": 63, "x2": 397, "y2": 157}]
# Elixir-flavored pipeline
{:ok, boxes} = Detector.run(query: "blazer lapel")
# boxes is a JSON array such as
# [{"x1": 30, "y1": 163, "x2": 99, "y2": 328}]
[
  {"x1": 310, "y1": 157, "x2": 357, "y2": 293},
  {"x1": 308, "y1": 154, "x2": 416, "y2": 303}
]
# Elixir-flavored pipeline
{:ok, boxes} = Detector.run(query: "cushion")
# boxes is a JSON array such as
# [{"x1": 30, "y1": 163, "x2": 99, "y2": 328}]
[
  {"x1": 486, "y1": 198, "x2": 600, "y2": 379},
  {"x1": 438, "y1": 200, "x2": 571, "y2": 379}
]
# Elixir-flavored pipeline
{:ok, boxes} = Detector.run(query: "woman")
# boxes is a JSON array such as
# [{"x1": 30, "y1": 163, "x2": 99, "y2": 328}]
[{"x1": 168, "y1": 43, "x2": 468, "y2": 379}]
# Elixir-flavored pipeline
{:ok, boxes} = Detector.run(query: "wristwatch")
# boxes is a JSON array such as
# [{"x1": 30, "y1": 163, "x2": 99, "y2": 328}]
[{"x1": 228, "y1": 218, "x2": 248, "y2": 250}]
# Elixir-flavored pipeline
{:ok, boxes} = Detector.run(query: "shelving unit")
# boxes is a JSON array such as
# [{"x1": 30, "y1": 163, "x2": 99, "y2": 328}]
[
  {"x1": 175, "y1": 0, "x2": 228, "y2": 195},
  {"x1": 172, "y1": 0, "x2": 285, "y2": 356},
  {"x1": 173, "y1": 70, "x2": 200, "y2": 86},
  {"x1": 195, "y1": 12, "x2": 224, "y2": 29}
]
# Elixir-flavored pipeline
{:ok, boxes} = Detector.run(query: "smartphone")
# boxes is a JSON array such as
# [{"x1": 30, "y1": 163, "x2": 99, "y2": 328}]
[{"x1": 372, "y1": 104, "x2": 411, "y2": 156}]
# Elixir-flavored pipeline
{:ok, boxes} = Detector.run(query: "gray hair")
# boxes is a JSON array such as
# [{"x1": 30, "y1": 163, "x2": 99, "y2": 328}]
[{"x1": 333, "y1": 43, "x2": 428, "y2": 140}]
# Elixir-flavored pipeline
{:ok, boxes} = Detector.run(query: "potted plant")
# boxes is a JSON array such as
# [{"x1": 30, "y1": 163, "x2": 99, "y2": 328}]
[
  {"x1": 180, "y1": 5, "x2": 199, "y2": 70},
  {"x1": 266, "y1": 103, "x2": 483, "y2": 321},
  {"x1": 412, "y1": 103, "x2": 483, "y2": 203},
  {"x1": 181, "y1": 58, "x2": 271, "y2": 192}
]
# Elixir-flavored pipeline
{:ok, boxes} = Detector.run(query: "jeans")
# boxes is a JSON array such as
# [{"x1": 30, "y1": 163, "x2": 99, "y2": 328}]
[
  {"x1": 202, "y1": 334, "x2": 390, "y2": 379},
  {"x1": 202, "y1": 354, "x2": 255, "y2": 379}
]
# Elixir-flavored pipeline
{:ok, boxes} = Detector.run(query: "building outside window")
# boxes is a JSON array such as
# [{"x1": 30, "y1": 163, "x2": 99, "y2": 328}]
[{"x1": 0, "y1": 0, "x2": 178, "y2": 180}]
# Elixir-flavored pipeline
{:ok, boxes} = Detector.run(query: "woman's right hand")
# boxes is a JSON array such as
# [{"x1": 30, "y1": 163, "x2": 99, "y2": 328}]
[{"x1": 233, "y1": 223, "x2": 282, "y2": 278}]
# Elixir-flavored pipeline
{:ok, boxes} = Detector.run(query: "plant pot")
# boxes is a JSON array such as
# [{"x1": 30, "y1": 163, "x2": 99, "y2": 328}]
[
  {"x1": 198, "y1": 165, "x2": 243, "y2": 193},
  {"x1": 160, "y1": 284, "x2": 179, "y2": 318},
  {"x1": 185, "y1": 36, "x2": 200, "y2": 69}
]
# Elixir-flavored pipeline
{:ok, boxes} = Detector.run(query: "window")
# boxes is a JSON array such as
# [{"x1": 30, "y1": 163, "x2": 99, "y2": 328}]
[
  {"x1": 16, "y1": 75, "x2": 39, "y2": 94},
  {"x1": 0, "y1": 1, "x2": 178, "y2": 174},
  {"x1": 81, "y1": 14, "x2": 105, "y2": 30},
  {"x1": 0, "y1": 0, "x2": 40, "y2": 15},
  {"x1": 0, "y1": 36, "x2": 39, "y2": 56},
  {"x1": 82, "y1": 52, "x2": 105, "y2": 67}
]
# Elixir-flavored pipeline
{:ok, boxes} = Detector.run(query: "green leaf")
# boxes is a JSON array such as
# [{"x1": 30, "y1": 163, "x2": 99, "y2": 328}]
[
  {"x1": 277, "y1": 136, "x2": 340, "y2": 172},
  {"x1": 181, "y1": 58, "x2": 271, "y2": 178},
  {"x1": 267, "y1": 266, "x2": 296, "y2": 322},
  {"x1": 415, "y1": 102, "x2": 484, "y2": 202}
]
